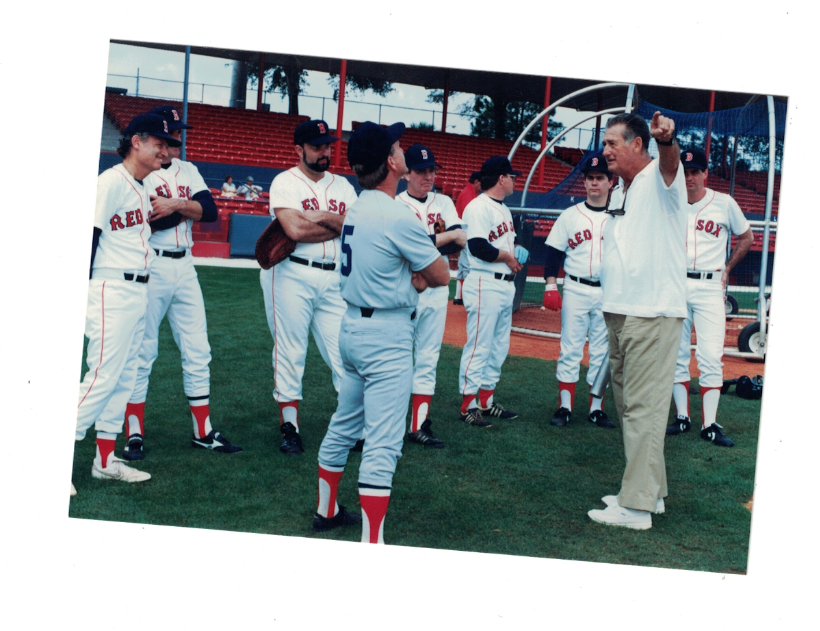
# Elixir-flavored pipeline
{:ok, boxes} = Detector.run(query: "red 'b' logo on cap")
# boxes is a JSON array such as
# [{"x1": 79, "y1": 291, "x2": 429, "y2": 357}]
[
  {"x1": 172, "y1": 109, "x2": 180, "y2": 120},
  {"x1": 591, "y1": 157, "x2": 598, "y2": 166},
  {"x1": 163, "y1": 121, "x2": 169, "y2": 133},
  {"x1": 686, "y1": 152, "x2": 693, "y2": 162},
  {"x1": 318, "y1": 123, "x2": 326, "y2": 134},
  {"x1": 421, "y1": 149, "x2": 429, "y2": 159}
]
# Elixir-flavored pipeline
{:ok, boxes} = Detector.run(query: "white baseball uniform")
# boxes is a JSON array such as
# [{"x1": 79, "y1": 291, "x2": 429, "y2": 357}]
[
  {"x1": 545, "y1": 202, "x2": 609, "y2": 387},
  {"x1": 459, "y1": 194, "x2": 517, "y2": 397},
  {"x1": 675, "y1": 188, "x2": 751, "y2": 388},
  {"x1": 77, "y1": 164, "x2": 154, "y2": 440},
  {"x1": 398, "y1": 191, "x2": 461, "y2": 396},
  {"x1": 260, "y1": 167, "x2": 358, "y2": 405},
  {"x1": 129, "y1": 158, "x2": 212, "y2": 407}
]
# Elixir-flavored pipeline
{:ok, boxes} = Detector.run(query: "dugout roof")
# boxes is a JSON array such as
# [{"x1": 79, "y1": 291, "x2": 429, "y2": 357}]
[{"x1": 113, "y1": 40, "x2": 787, "y2": 114}]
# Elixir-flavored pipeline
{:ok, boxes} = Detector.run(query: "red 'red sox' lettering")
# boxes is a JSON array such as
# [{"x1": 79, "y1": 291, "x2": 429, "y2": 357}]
[
  {"x1": 488, "y1": 220, "x2": 513, "y2": 243},
  {"x1": 301, "y1": 198, "x2": 320, "y2": 211},
  {"x1": 155, "y1": 184, "x2": 172, "y2": 198},
  {"x1": 110, "y1": 208, "x2": 144, "y2": 231},
  {"x1": 567, "y1": 229, "x2": 593, "y2": 250},
  {"x1": 696, "y1": 219, "x2": 722, "y2": 238},
  {"x1": 177, "y1": 185, "x2": 192, "y2": 200}
]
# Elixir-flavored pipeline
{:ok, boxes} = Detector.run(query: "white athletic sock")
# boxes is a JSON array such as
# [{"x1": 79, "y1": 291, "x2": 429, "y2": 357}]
[
  {"x1": 701, "y1": 388, "x2": 721, "y2": 429},
  {"x1": 189, "y1": 398, "x2": 212, "y2": 439},
  {"x1": 280, "y1": 402, "x2": 299, "y2": 431},
  {"x1": 589, "y1": 396, "x2": 603, "y2": 413},
  {"x1": 673, "y1": 382, "x2": 689, "y2": 417},
  {"x1": 559, "y1": 389, "x2": 572, "y2": 410}
]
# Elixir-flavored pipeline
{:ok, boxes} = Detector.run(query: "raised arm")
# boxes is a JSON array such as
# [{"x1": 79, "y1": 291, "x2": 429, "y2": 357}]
[{"x1": 650, "y1": 111, "x2": 681, "y2": 187}]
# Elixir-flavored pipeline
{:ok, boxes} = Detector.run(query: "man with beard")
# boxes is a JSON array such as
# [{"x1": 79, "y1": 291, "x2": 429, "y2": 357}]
[{"x1": 261, "y1": 119, "x2": 358, "y2": 455}]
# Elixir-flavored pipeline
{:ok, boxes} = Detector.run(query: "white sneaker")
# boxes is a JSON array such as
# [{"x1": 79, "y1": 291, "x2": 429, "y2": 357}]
[
  {"x1": 71, "y1": 482, "x2": 77, "y2": 496},
  {"x1": 588, "y1": 503, "x2": 652, "y2": 530},
  {"x1": 602, "y1": 494, "x2": 665, "y2": 514},
  {"x1": 91, "y1": 454, "x2": 151, "y2": 483}
]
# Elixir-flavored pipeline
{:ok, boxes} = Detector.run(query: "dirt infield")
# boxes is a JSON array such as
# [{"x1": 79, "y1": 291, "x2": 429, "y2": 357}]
[{"x1": 442, "y1": 302, "x2": 764, "y2": 381}]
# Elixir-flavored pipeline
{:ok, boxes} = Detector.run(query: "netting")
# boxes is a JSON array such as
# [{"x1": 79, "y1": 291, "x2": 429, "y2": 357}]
[{"x1": 511, "y1": 94, "x2": 784, "y2": 352}]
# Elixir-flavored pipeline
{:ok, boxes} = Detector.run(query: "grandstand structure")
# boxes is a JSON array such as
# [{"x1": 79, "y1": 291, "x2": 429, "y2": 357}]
[{"x1": 100, "y1": 43, "x2": 785, "y2": 288}]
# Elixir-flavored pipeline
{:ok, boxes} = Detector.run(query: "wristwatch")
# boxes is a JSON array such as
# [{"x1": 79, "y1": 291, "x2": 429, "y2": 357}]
[{"x1": 656, "y1": 136, "x2": 676, "y2": 146}]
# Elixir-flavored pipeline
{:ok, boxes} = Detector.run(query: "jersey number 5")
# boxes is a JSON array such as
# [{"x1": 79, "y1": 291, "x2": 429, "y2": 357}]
[{"x1": 341, "y1": 224, "x2": 354, "y2": 276}]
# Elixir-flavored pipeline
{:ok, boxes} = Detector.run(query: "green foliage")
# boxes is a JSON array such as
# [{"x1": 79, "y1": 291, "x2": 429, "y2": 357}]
[
  {"x1": 245, "y1": 62, "x2": 309, "y2": 115},
  {"x1": 409, "y1": 122, "x2": 435, "y2": 131},
  {"x1": 457, "y1": 95, "x2": 566, "y2": 144},
  {"x1": 327, "y1": 74, "x2": 393, "y2": 102},
  {"x1": 70, "y1": 270, "x2": 758, "y2": 573}
]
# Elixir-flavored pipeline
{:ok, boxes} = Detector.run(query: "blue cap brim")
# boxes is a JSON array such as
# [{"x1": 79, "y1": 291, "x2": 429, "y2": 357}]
[{"x1": 386, "y1": 122, "x2": 405, "y2": 143}]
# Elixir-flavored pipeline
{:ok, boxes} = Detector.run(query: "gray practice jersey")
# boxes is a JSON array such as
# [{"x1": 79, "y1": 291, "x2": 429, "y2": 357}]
[{"x1": 340, "y1": 189, "x2": 441, "y2": 309}]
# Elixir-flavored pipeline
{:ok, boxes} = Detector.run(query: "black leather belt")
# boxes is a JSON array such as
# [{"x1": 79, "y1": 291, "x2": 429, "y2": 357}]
[
  {"x1": 360, "y1": 308, "x2": 416, "y2": 320},
  {"x1": 124, "y1": 273, "x2": 150, "y2": 283},
  {"x1": 289, "y1": 255, "x2": 337, "y2": 271},
  {"x1": 567, "y1": 274, "x2": 601, "y2": 287},
  {"x1": 494, "y1": 273, "x2": 516, "y2": 282},
  {"x1": 154, "y1": 249, "x2": 187, "y2": 259},
  {"x1": 687, "y1": 272, "x2": 714, "y2": 280}
]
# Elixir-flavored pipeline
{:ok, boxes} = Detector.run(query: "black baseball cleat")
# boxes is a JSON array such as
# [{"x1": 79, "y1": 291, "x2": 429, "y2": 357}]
[
  {"x1": 349, "y1": 439, "x2": 365, "y2": 453},
  {"x1": 480, "y1": 402, "x2": 518, "y2": 420},
  {"x1": 666, "y1": 414, "x2": 691, "y2": 436},
  {"x1": 122, "y1": 433, "x2": 145, "y2": 461},
  {"x1": 279, "y1": 422, "x2": 304, "y2": 455},
  {"x1": 453, "y1": 298, "x2": 464, "y2": 306},
  {"x1": 701, "y1": 423, "x2": 735, "y2": 447},
  {"x1": 407, "y1": 418, "x2": 445, "y2": 448},
  {"x1": 460, "y1": 407, "x2": 492, "y2": 427},
  {"x1": 312, "y1": 505, "x2": 363, "y2": 532},
  {"x1": 192, "y1": 429, "x2": 243, "y2": 453},
  {"x1": 550, "y1": 407, "x2": 571, "y2": 426},
  {"x1": 588, "y1": 410, "x2": 617, "y2": 428}
]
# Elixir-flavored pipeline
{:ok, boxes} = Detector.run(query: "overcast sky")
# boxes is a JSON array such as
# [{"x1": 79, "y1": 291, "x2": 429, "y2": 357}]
[{"x1": 107, "y1": 42, "x2": 605, "y2": 147}]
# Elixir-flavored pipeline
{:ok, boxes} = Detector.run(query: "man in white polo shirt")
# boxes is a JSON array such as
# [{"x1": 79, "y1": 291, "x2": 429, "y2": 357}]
[{"x1": 587, "y1": 112, "x2": 687, "y2": 530}]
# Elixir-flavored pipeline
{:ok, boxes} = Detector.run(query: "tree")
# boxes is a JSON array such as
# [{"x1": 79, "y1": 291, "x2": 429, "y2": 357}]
[
  {"x1": 409, "y1": 122, "x2": 435, "y2": 131},
  {"x1": 326, "y1": 74, "x2": 393, "y2": 101},
  {"x1": 455, "y1": 95, "x2": 565, "y2": 145},
  {"x1": 245, "y1": 61, "x2": 309, "y2": 115}
]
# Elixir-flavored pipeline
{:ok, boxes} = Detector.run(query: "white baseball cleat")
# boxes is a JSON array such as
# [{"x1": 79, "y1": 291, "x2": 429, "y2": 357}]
[
  {"x1": 71, "y1": 482, "x2": 77, "y2": 496},
  {"x1": 588, "y1": 503, "x2": 652, "y2": 530},
  {"x1": 602, "y1": 494, "x2": 665, "y2": 514},
  {"x1": 91, "y1": 454, "x2": 151, "y2": 483}
]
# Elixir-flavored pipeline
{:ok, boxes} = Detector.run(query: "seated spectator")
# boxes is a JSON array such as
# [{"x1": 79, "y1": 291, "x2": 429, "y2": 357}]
[
  {"x1": 222, "y1": 175, "x2": 237, "y2": 197},
  {"x1": 237, "y1": 176, "x2": 263, "y2": 200}
]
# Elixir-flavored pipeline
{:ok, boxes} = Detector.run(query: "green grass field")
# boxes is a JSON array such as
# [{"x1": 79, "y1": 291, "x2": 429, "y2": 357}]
[{"x1": 70, "y1": 266, "x2": 759, "y2": 573}]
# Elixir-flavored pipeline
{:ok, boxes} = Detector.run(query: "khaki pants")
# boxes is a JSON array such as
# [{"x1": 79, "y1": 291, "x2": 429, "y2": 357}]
[{"x1": 604, "y1": 313, "x2": 683, "y2": 512}]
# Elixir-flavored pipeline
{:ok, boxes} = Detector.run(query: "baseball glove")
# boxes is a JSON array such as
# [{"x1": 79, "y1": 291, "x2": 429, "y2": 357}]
[
  {"x1": 255, "y1": 218, "x2": 296, "y2": 270},
  {"x1": 433, "y1": 218, "x2": 446, "y2": 234}
]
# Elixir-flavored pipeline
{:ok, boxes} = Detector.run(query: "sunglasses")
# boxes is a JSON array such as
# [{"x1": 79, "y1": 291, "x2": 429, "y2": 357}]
[{"x1": 605, "y1": 186, "x2": 626, "y2": 216}]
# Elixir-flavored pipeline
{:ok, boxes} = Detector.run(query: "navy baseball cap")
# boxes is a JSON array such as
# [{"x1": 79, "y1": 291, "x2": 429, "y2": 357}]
[
  {"x1": 122, "y1": 114, "x2": 182, "y2": 147},
  {"x1": 347, "y1": 121, "x2": 406, "y2": 175},
  {"x1": 146, "y1": 105, "x2": 193, "y2": 131},
  {"x1": 405, "y1": 144, "x2": 442, "y2": 171},
  {"x1": 480, "y1": 156, "x2": 522, "y2": 177},
  {"x1": 580, "y1": 151, "x2": 612, "y2": 178},
  {"x1": 468, "y1": 170, "x2": 481, "y2": 183},
  {"x1": 294, "y1": 119, "x2": 339, "y2": 146},
  {"x1": 681, "y1": 148, "x2": 708, "y2": 171}
]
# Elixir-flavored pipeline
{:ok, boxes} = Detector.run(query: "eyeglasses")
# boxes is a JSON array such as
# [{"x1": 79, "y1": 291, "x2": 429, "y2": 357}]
[
  {"x1": 605, "y1": 186, "x2": 626, "y2": 216},
  {"x1": 505, "y1": 174, "x2": 518, "y2": 182}
]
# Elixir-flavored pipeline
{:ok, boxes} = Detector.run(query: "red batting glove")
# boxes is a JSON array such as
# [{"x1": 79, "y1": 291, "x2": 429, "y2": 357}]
[{"x1": 543, "y1": 284, "x2": 562, "y2": 311}]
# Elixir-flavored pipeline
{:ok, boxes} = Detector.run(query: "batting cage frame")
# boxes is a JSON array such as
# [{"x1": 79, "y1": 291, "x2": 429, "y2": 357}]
[{"x1": 501, "y1": 83, "x2": 783, "y2": 374}]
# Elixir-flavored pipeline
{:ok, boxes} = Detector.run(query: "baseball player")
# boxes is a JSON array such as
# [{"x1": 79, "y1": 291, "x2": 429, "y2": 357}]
[
  {"x1": 73, "y1": 113, "x2": 180, "y2": 494},
  {"x1": 237, "y1": 176, "x2": 262, "y2": 200},
  {"x1": 398, "y1": 144, "x2": 467, "y2": 447},
  {"x1": 666, "y1": 148, "x2": 753, "y2": 447},
  {"x1": 458, "y1": 157, "x2": 529, "y2": 427},
  {"x1": 260, "y1": 120, "x2": 358, "y2": 455},
  {"x1": 313, "y1": 121, "x2": 450, "y2": 543},
  {"x1": 122, "y1": 106, "x2": 241, "y2": 461},
  {"x1": 544, "y1": 152, "x2": 616, "y2": 429},
  {"x1": 453, "y1": 171, "x2": 481, "y2": 305}
]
